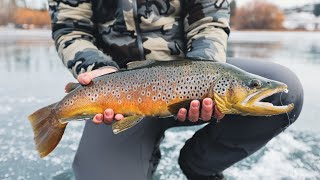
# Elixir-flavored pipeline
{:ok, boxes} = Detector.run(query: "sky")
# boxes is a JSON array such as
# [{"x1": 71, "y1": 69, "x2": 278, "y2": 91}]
[
  {"x1": 236, "y1": 0, "x2": 318, "y2": 8},
  {"x1": 23, "y1": 0, "x2": 319, "y2": 9}
]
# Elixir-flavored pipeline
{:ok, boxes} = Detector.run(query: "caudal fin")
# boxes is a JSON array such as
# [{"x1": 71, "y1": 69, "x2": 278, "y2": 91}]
[{"x1": 28, "y1": 103, "x2": 67, "y2": 158}]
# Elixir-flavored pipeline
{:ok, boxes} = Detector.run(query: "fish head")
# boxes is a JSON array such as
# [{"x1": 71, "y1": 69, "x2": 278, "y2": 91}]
[{"x1": 212, "y1": 64, "x2": 294, "y2": 116}]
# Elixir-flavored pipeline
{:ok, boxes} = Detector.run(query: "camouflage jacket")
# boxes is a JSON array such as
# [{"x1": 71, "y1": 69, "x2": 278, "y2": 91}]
[{"x1": 49, "y1": 0, "x2": 230, "y2": 78}]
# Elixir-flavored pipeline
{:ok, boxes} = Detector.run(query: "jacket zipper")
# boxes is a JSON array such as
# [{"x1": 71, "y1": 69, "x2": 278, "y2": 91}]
[{"x1": 132, "y1": 0, "x2": 145, "y2": 60}]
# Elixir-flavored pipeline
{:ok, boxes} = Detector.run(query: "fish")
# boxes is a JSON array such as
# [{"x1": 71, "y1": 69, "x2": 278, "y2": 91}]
[{"x1": 28, "y1": 60, "x2": 294, "y2": 158}]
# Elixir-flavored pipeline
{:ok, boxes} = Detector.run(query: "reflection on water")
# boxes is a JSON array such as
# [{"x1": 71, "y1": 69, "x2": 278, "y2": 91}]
[
  {"x1": 0, "y1": 42, "x2": 63, "y2": 73},
  {"x1": 227, "y1": 42, "x2": 283, "y2": 59},
  {"x1": 0, "y1": 31, "x2": 319, "y2": 179}
]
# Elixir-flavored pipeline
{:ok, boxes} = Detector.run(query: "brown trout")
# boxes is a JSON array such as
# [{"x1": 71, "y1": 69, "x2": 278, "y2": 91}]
[{"x1": 28, "y1": 60, "x2": 294, "y2": 157}]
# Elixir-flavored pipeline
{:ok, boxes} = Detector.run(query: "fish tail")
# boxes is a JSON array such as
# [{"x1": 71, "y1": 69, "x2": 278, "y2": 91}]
[{"x1": 28, "y1": 103, "x2": 66, "y2": 158}]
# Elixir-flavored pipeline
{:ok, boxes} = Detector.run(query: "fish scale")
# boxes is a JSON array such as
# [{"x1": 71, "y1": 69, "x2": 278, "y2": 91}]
[
  {"x1": 58, "y1": 61, "x2": 215, "y2": 118},
  {"x1": 28, "y1": 60, "x2": 294, "y2": 158}
]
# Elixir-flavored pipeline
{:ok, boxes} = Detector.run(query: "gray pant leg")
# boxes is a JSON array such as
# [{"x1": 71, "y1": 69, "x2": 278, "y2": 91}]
[
  {"x1": 73, "y1": 117, "x2": 165, "y2": 180},
  {"x1": 178, "y1": 58, "x2": 304, "y2": 178}
]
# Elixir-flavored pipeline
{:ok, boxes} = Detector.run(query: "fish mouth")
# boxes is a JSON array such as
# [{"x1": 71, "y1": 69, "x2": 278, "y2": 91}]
[{"x1": 241, "y1": 85, "x2": 294, "y2": 115}]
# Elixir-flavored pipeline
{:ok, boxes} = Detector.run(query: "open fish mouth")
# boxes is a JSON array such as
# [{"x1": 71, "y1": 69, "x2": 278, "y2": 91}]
[{"x1": 242, "y1": 85, "x2": 294, "y2": 115}]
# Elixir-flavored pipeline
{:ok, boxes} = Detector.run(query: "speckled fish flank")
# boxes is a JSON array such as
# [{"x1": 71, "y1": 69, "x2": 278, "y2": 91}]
[
  {"x1": 57, "y1": 60, "x2": 219, "y2": 118},
  {"x1": 28, "y1": 60, "x2": 294, "y2": 158}
]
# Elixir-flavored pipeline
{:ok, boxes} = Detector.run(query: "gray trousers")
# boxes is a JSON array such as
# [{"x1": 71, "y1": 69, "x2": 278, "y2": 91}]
[{"x1": 72, "y1": 58, "x2": 304, "y2": 180}]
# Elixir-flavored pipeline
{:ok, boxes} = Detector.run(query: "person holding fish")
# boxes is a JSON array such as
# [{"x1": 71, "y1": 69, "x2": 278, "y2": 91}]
[{"x1": 43, "y1": 0, "x2": 304, "y2": 179}]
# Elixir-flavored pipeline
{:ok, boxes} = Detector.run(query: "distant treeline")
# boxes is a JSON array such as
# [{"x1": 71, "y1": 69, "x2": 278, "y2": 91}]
[
  {"x1": 13, "y1": 8, "x2": 50, "y2": 28},
  {"x1": 230, "y1": 1, "x2": 284, "y2": 30},
  {"x1": 0, "y1": 0, "x2": 50, "y2": 28}
]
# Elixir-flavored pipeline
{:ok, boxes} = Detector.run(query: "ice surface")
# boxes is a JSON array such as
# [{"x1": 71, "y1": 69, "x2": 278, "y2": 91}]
[{"x1": 0, "y1": 31, "x2": 319, "y2": 179}]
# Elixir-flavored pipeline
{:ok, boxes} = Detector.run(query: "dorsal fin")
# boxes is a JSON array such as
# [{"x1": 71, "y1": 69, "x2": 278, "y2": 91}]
[
  {"x1": 126, "y1": 60, "x2": 157, "y2": 69},
  {"x1": 126, "y1": 59, "x2": 219, "y2": 70},
  {"x1": 65, "y1": 82, "x2": 81, "y2": 93},
  {"x1": 185, "y1": 57, "x2": 219, "y2": 62}
]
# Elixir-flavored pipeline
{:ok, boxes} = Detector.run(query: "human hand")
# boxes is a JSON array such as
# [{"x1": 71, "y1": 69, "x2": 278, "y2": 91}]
[
  {"x1": 66, "y1": 67, "x2": 124, "y2": 125},
  {"x1": 176, "y1": 98, "x2": 225, "y2": 122}
]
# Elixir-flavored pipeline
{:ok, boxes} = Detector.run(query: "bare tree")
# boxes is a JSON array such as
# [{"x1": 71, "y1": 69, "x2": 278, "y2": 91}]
[
  {"x1": 18, "y1": 0, "x2": 27, "y2": 8},
  {"x1": 0, "y1": 0, "x2": 17, "y2": 25},
  {"x1": 314, "y1": 3, "x2": 320, "y2": 17},
  {"x1": 230, "y1": 0, "x2": 237, "y2": 26},
  {"x1": 40, "y1": 1, "x2": 48, "y2": 10},
  {"x1": 234, "y1": 0, "x2": 284, "y2": 30}
]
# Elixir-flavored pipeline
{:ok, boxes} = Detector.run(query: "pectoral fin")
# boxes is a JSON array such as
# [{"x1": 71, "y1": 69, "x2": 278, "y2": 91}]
[
  {"x1": 65, "y1": 82, "x2": 81, "y2": 93},
  {"x1": 112, "y1": 115, "x2": 144, "y2": 134}
]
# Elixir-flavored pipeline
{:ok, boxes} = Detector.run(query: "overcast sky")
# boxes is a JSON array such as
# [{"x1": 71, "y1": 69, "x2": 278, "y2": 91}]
[
  {"x1": 237, "y1": 0, "x2": 318, "y2": 8},
  {"x1": 25, "y1": 0, "x2": 318, "y2": 9}
]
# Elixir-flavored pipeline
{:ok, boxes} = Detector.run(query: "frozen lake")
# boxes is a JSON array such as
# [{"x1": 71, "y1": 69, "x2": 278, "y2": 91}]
[{"x1": 0, "y1": 30, "x2": 319, "y2": 179}]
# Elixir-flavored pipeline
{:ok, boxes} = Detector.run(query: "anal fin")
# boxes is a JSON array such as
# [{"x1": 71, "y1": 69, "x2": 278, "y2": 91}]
[
  {"x1": 58, "y1": 115, "x2": 94, "y2": 124},
  {"x1": 112, "y1": 115, "x2": 144, "y2": 134}
]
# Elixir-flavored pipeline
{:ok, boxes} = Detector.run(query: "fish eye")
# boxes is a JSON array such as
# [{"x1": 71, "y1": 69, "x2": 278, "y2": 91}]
[{"x1": 249, "y1": 79, "x2": 262, "y2": 88}]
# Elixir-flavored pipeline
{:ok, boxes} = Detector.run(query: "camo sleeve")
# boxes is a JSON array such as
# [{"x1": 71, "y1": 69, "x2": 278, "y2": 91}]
[
  {"x1": 49, "y1": 0, "x2": 119, "y2": 78},
  {"x1": 184, "y1": 0, "x2": 230, "y2": 62}
]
